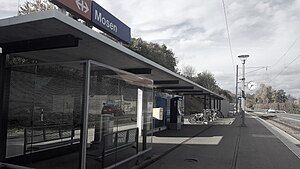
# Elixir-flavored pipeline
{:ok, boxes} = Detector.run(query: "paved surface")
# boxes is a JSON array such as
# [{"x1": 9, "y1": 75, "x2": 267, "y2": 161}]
[{"x1": 144, "y1": 115, "x2": 300, "y2": 169}]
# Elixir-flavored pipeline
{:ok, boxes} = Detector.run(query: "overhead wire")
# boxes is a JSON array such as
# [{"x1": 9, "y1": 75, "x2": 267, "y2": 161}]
[
  {"x1": 237, "y1": 66, "x2": 268, "y2": 77},
  {"x1": 221, "y1": 0, "x2": 235, "y2": 75},
  {"x1": 271, "y1": 37, "x2": 299, "y2": 67},
  {"x1": 245, "y1": 67, "x2": 268, "y2": 75},
  {"x1": 269, "y1": 54, "x2": 300, "y2": 82},
  {"x1": 245, "y1": 38, "x2": 299, "y2": 84}
]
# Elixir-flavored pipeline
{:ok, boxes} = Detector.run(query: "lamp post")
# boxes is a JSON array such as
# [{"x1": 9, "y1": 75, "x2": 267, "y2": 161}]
[{"x1": 238, "y1": 55, "x2": 249, "y2": 127}]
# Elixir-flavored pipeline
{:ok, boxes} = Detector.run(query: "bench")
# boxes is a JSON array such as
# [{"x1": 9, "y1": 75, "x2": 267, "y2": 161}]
[
  {"x1": 23, "y1": 124, "x2": 78, "y2": 154},
  {"x1": 87, "y1": 128, "x2": 139, "y2": 167}
]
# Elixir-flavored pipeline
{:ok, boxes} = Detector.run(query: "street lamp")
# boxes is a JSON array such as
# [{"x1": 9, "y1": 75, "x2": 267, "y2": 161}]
[{"x1": 238, "y1": 55, "x2": 249, "y2": 127}]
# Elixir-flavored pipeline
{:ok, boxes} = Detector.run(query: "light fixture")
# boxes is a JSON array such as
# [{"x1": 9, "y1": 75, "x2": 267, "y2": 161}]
[{"x1": 238, "y1": 55, "x2": 249, "y2": 62}]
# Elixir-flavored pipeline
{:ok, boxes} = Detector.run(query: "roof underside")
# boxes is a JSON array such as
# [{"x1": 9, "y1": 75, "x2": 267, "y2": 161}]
[{"x1": 0, "y1": 10, "x2": 224, "y2": 100}]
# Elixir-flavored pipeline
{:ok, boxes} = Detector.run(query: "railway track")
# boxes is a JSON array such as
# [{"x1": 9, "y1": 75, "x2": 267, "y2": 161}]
[{"x1": 258, "y1": 114, "x2": 300, "y2": 141}]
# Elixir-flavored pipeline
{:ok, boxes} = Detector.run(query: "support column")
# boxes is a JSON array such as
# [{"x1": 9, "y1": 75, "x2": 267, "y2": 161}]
[
  {"x1": 218, "y1": 100, "x2": 221, "y2": 111},
  {"x1": 204, "y1": 95, "x2": 207, "y2": 109},
  {"x1": 0, "y1": 51, "x2": 10, "y2": 161},
  {"x1": 213, "y1": 99, "x2": 216, "y2": 109},
  {"x1": 80, "y1": 60, "x2": 91, "y2": 169},
  {"x1": 209, "y1": 95, "x2": 212, "y2": 109}
]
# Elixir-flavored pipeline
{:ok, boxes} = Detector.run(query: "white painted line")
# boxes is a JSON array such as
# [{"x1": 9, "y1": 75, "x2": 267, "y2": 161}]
[{"x1": 255, "y1": 117, "x2": 300, "y2": 159}]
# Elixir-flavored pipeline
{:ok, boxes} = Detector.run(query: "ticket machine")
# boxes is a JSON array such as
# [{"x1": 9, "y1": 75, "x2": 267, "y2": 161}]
[{"x1": 169, "y1": 97, "x2": 183, "y2": 130}]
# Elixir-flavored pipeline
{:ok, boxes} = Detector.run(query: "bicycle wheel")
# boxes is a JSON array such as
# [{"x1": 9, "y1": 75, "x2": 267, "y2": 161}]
[{"x1": 188, "y1": 115, "x2": 196, "y2": 124}]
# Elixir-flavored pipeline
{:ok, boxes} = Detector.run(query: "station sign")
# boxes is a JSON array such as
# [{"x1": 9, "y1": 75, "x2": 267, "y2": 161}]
[
  {"x1": 91, "y1": 2, "x2": 131, "y2": 44},
  {"x1": 51, "y1": 0, "x2": 131, "y2": 44},
  {"x1": 51, "y1": 0, "x2": 92, "y2": 21}
]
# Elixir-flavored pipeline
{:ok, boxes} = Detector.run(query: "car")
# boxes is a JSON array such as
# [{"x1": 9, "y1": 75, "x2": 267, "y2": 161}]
[
  {"x1": 102, "y1": 104, "x2": 125, "y2": 116},
  {"x1": 267, "y1": 109, "x2": 276, "y2": 113}
]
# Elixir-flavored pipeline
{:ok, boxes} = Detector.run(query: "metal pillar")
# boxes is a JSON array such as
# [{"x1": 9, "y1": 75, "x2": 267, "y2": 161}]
[
  {"x1": 236, "y1": 65, "x2": 239, "y2": 115},
  {"x1": 80, "y1": 60, "x2": 91, "y2": 169},
  {"x1": 0, "y1": 52, "x2": 10, "y2": 161},
  {"x1": 0, "y1": 51, "x2": 6, "y2": 161},
  {"x1": 241, "y1": 61, "x2": 246, "y2": 126}
]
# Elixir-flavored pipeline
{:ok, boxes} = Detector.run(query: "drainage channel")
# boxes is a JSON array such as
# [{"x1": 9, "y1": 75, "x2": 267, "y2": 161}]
[{"x1": 231, "y1": 126, "x2": 241, "y2": 169}]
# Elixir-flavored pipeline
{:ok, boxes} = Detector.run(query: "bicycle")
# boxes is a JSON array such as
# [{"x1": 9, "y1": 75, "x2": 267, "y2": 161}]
[{"x1": 188, "y1": 112, "x2": 204, "y2": 124}]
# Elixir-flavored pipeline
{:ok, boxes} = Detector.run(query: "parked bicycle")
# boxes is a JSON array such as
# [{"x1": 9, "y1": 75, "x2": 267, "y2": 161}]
[
  {"x1": 188, "y1": 109, "x2": 221, "y2": 124},
  {"x1": 188, "y1": 112, "x2": 205, "y2": 124}
]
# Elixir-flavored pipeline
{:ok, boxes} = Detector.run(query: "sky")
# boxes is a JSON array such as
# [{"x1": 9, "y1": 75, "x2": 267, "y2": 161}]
[{"x1": 1, "y1": 0, "x2": 300, "y2": 98}]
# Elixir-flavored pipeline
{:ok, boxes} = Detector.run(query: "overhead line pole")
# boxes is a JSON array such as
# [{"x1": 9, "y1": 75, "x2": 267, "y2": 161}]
[
  {"x1": 238, "y1": 55, "x2": 249, "y2": 127},
  {"x1": 235, "y1": 65, "x2": 239, "y2": 115}
]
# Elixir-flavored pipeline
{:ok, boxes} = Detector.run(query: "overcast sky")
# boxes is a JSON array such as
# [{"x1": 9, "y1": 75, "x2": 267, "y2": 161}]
[{"x1": 1, "y1": 0, "x2": 300, "y2": 98}]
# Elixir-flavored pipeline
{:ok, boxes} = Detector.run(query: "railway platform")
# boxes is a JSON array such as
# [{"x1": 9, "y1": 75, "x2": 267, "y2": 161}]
[{"x1": 135, "y1": 114, "x2": 300, "y2": 169}]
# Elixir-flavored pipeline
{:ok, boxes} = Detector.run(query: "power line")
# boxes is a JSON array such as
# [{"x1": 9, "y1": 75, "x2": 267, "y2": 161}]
[
  {"x1": 245, "y1": 66, "x2": 269, "y2": 69},
  {"x1": 246, "y1": 67, "x2": 268, "y2": 75},
  {"x1": 271, "y1": 37, "x2": 299, "y2": 67},
  {"x1": 237, "y1": 66, "x2": 268, "y2": 77},
  {"x1": 221, "y1": 0, "x2": 235, "y2": 74},
  {"x1": 269, "y1": 54, "x2": 300, "y2": 82}
]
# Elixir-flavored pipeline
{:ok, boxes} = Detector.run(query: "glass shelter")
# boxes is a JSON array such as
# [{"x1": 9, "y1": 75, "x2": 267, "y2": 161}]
[{"x1": 3, "y1": 59, "x2": 153, "y2": 169}]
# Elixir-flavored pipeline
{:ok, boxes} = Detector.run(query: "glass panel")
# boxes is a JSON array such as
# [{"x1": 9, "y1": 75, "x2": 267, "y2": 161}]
[
  {"x1": 86, "y1": 62, "x2": 153, "y2": 169},
  {"x1": 142, "y1": 88, "x2": 154, "y2": 150},
  {"x1": 6, "y1": 61, "x2": 85, "y2": 169}
]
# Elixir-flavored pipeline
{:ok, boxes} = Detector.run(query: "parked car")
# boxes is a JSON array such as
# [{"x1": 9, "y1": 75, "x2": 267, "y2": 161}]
[{"x1": 101, "y1": 105, "x2": 125, "y2": 116}]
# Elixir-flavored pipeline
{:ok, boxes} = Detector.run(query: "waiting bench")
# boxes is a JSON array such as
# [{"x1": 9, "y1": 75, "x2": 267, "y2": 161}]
[
  {"x1": 23, "y1": 124, "x2": 78, "y2": 154},
  {"x1": 87, "y1": 128, "x2": 139, "y2": 167}
]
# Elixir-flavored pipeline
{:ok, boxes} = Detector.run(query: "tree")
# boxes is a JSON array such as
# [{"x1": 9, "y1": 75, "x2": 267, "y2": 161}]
[
  {"x1": 19, "y1": 0, "x2": 55, "y2": 15},
  {"x1": 128, "y1": 38, "x2": 178, "y2": 72},
  {"x1": 219, "y1": 90, "x2": 234, "y2": 102},
  {"x1": 246, "y1": 93, "x2": 255, "y2": 108},
  {"x1": 287, "y1": 94, "x2": 296, "y2": 102},
  {"x1": 192, "y1": 71, "x2": 220, "y2": 92},
  {"x1": 181, "y1": 65, "x2": 196, "y2": 78},
  {"x1": 252, "y1": 83, "x2": 290, "y2": 105},
  {"x1": 255, "y1": 84, "x2": 274, "y2": 104},
  {"x1": 180, "y1": 66, "x2": 234, "y2": 101},
  {"x1": 274, "y1": 89, "x2": 287, "y2": 103}
]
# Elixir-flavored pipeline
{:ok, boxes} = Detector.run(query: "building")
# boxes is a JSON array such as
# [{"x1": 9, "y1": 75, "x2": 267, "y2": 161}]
[{"x1": 0, "y1": 7, "x2": 224, "y2": 169}]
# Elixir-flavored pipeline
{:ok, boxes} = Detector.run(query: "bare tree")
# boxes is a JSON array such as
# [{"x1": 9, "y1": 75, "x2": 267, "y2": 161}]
[
  {"x1": 19, "y1": 0, "x2": 55, "y2": 15},
  {"x1": 181, "y1": 65, "x2": 196, "y2": 78}
]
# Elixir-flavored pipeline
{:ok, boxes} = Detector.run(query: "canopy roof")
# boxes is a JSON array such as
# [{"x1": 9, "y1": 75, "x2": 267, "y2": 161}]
[{"x1": 0, "y1": 10, "x2": 224, "y2": 100}]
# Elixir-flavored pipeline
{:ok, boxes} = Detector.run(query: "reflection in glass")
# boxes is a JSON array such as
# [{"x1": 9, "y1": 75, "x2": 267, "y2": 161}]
[
  {"x1": 6, "y1": 62, "x2": 84, "y2": 169},
  {"x1": 4, "y1": 60, "x2": 153, "y2": 169},
  {"x1": 86, "y1": 62, "x2": 153, "y2": 168}
]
